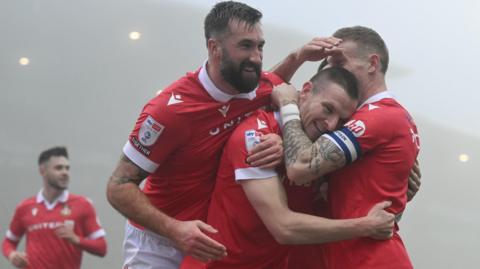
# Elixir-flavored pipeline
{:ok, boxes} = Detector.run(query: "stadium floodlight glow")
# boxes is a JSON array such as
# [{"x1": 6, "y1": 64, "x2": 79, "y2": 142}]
[
  {"x1": 19, "y1": 57, "x2": 30, "y2": 66},
  {"x1": 459, "y1": 154, "x2": 469, "y2": 162},
  {"x1": 129, "y1": 31, "x2": 141, "y2": 40}
]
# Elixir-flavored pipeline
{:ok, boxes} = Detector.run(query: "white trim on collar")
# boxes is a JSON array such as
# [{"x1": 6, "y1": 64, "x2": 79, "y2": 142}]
[
  {"x1": 358, "y1": 91, "x2": 395, "y2": 109},
  {"x1": 198, "y1": 61, "x2": 258, "y2": 103},
  {"x1": 36, "y1": 189, "x2": 69, "y2": 210}
]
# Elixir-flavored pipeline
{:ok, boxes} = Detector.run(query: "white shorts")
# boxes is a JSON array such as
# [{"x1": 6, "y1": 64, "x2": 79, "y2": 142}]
[{"x1": 123, "y1": 222, "x2": 184, "y2": 269}]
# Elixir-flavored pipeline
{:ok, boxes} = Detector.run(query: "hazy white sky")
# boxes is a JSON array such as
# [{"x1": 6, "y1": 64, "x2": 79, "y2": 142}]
[{"x1": 176, "y1": 0, "x2": 480, "y2": 138}]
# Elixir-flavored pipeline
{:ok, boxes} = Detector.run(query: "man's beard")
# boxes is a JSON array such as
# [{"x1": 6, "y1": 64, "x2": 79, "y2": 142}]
[
  {"x1": 47, "y1": 177, "x2": 68, "y2": 190},
  {"x1": 220, "y1": 50, "x2": 261, "y2": 93}
]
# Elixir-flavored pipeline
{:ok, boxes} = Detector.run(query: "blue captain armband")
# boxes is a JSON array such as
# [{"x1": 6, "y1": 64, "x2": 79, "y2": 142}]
[{"x1": 322, "y1": 127, "x2": 362, "y2": 164}]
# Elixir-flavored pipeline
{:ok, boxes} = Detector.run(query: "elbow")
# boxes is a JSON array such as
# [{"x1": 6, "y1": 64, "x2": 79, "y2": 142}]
[
  {"x1": 271, "y1": 229, "x2": 295, "y2": 245},
  {"x1": 266, "y1": 219, "x2": 296, "y2": 245},
  {"x1": 286, "y1": 168, "x2": 310, "y2": 185},
  {"x1": 99, "y1": 245, "x2": 108, "y2": 257},
  {"x1": 106, "y1": 178, "x2": 120, "y2": 208}
]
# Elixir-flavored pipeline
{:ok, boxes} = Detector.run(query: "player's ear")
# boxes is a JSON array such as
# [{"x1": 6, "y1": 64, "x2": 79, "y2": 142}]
[
  {"x1": 207, "y1": 38, "x2": 222, "y2": 59},
  {"x1": 299, "y1": 81, "x2": 313, "y2": 102},
  {"x1": 39, "y1": 163, "x2": 46, "y2": 176},
  {"x1": 368, "y1": 54, "x2": 380, "y2": 73}
]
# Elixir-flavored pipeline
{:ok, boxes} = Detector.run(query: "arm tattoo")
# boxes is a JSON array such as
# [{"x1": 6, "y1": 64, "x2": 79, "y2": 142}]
[
  {"x1": 283, "y1": 120, "x2": 312, "y2": 166},
  {"x1": 283, "y1": 120, "x2": 346, "y2": 177},
  {"x1": 312, "y1": 136, "x2": 346, "y2": 173},
  {"x1": 110, "y1": 155, "x2": 149, "y2": 186}
]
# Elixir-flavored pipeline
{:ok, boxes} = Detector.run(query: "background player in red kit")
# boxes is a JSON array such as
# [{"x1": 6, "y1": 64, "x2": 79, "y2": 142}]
[
  {"x1": 105, "y1": 2, "x2": 342, "y2": 268},
  {"x1": 205, "y1": 67, "x2": 395, "y2": 269},
  {"x1": 2, "y1": 146, "x2": 107, "y2": 269},
  {"x1": 273, "y1": 26, "x2": 420, "y2": 269}
]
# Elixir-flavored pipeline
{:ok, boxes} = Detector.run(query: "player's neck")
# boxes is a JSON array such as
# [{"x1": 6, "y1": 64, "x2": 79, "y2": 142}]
[
  {"x1": 206, "y1": 60, "x2": 239, "y2": 95},
  {"x1": 42, "y1": 186, "x2": 65, "y2": 203},
  {"x1": 359, "y1": 77, "x2": 387, "y2": 104}
]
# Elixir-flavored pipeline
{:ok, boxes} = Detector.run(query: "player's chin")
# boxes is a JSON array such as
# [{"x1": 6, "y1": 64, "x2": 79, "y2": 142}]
[{"x1": 57, "y1": 181, "x2": 69, "y2": 189}]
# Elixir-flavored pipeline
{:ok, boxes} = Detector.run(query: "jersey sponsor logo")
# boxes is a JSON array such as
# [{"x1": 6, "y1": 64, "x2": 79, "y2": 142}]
[
  {"x1": 245, "y1": 129, "x2": 261, "y2": 152},
  {"x1": 131, "y1": 137, "x2": 152, "y2": 156},
  {"x1": 218, "y1": 105, "x2": 230, "y2": 118},
  {"x1": 257, "y1": 118, "x2": 267, "y2": 129},
  {"x1": 209, "y1": 111, "x2": 254, "y2": 136},
  {"x1": 64, "y1": 220, "x2": 75, "y2": 229},
  {"x1": 167, "y1": 93, "x2": 183, "y2": 106},
  {"x1": 139, "y1": 116, "x2": 164, "y2": 146},
  {"x1": 28, "y1": 221, "x2": 65, "y2": 232},
  {"x1": 345, "y1": 119, "x2": 366, "y2": 137}
]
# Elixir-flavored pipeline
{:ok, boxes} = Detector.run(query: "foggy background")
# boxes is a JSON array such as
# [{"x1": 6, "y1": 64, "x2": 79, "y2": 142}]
[{"x1": 1, "y1": 0, "x2": 479, "y2": 268}]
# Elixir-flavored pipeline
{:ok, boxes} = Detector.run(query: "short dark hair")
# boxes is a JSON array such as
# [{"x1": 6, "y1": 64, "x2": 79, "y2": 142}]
[
  {"x1": 317, "y1": 59, "x2": 328, "y2": 72},
  {"x1": 204, "y1": 1, "x2": 262, "y2": 44},
  {"x1": 38, "y1": 146, "x2": 68, "y2": 165},
  {"x1": 333, "y1": 26, "x2": 389, "y2": 74},
  {"x1": 310, "y1": 67, "x2": 359, "y2": 100}
]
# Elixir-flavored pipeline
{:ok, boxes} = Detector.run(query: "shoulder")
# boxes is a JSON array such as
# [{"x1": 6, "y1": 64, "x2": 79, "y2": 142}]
[
  {"x1": 161, "y1": 69, "x2": 205, "y2": 98},
  {"x1": 354, "y1": 99, "x2": 410, "y2": 124},
  {"x1": 234, "y1": 110, "x2": 277, "y2": 135},
  {"x1": 15, "y1": 196, "x2": 37, "y2": 211},
  {"x1": 260, "y1": 71, "x2": 285, "y2": 86},
  {"x1": 68, "y1": 194, "x2": 96, "y2": 208},
  {"x1": 347, "y1": 99, "x2": 413, "y2": 137}
]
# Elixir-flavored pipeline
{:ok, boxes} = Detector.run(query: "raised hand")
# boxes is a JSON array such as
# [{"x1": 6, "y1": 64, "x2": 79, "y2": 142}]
[
  {"x1": 295, "y1": 37, "x2": 343, "y2": 63},
  {"x1": 271, "y1": 83, "x2": 299, "y2": 108},
  {"x1": 247, "y1": 133, "x2": 284, "y2": 169}
]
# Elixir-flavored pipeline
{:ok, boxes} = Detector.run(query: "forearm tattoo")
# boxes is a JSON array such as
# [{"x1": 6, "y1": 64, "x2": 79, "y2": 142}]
[
  {"x1": 283, "y1": 120, "x2": 313, "y2": 166},
  {"x1": 283, "y1": 120, "x2": 346, "y2": 177},
  {"x1": 314, "y1": 136, "x2": 346, "y2": 171}
]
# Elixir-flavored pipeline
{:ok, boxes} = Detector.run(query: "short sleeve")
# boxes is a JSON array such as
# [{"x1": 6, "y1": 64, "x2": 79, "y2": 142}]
[
  {"x1": 123, "y1": 95, "x2": 191, "y2": 173},
  {"x1": 79, "y1": 198, "x2": 106, "y2": 240},
  {"x1": 6, "y1": 204, "x2": 26, "y2": 242}
]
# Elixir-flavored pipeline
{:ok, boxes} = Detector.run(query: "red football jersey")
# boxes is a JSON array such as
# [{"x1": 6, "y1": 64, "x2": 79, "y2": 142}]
[
  {"x1": 285, "y1": 178, "x2": 327, "y2": 269},
  {"x1": 207, "y1": 110, "x2": 289, "y2": 269},
  {"x1": 123, "y1": 64, "x2": 283, "y2": 223},
  {"x1": 4, "y1": 191, "x2": 105, "y2": 269},
  {"x1": 323, "y1": 92, "x2": 420, "y2": 269}
]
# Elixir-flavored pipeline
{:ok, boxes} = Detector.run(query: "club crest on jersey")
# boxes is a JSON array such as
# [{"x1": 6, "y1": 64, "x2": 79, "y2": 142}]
[
  {"x1": 139, "y1": 115, "x2": 165, "y2": 146},
  {"x1": 61, "y1": 205, "x2": 71, "y2": 216},
  {"x1": 345, "y1": 119, "x2": 366, "y2": 137},
  {"x1": 245, "y1": 129, "x2": 261, "y2": 152},
  {"x1": 218, "y1": 105, "x2": 230, "y2": 118},
  {"x1": 32, "y1": 207, "x2": 38, "y2": 216}
]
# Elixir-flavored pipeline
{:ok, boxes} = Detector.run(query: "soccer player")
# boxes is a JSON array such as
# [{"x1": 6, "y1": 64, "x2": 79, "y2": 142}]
[
  {"x1": 106, "y1": 1, "x2": 341, "y2": 268},
  {"x1": 273, "y1": 26, "x2": 420, "y2": 269},
  {"x1": 205, "y1": 67, "x2": 395, "y2": 269},
  {"x1": 2, "y1": 146, "x2": 107, "y2": 269}
]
